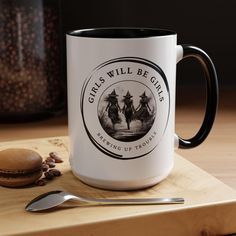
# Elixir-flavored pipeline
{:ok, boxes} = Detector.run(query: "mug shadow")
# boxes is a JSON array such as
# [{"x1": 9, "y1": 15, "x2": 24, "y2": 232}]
[{"x1": 58, "y1": 169, "x2": 160, "y2": 199}]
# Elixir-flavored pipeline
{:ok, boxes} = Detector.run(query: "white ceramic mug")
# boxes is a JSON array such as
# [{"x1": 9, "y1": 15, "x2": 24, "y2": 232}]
[{"x1": 66, "y1": 28, "x2": 218, "y2": 190}]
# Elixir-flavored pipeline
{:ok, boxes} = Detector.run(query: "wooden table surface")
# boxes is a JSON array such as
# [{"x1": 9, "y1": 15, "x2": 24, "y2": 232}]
[
  {"x1": 0, "y1": 89, "x2": 235, "y2": 190},
  {"x1": 0, "y1": 89, "x2": 236, "y2": 235},
  {"x1": 1, "y1": 137, "x2": 236, "y2": 236}
]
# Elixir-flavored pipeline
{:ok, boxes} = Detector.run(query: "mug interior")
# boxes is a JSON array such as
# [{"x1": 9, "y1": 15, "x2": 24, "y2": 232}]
[{"x1": 67, "y1": 27, "x2": 176, "y2": 38}]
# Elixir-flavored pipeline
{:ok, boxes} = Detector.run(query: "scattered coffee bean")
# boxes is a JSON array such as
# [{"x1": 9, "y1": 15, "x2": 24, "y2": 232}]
[
  {"x1": 42, "y1": 163, "x2": 49, "y2": 172},
  {"x1": 47, "y1": 162, "x2": 56, "y2": 168},
  {"x1": 49, "y1": 169, "x2": 61, "y2": 177},
  {"x1": 35, "y1": 178, "x2": 47, "y2": 186},
  {"x1": 49, "y1": 152, "x2": 63, "y2": 163},
  {"x1": 49, "y1": 152, "x2": 58, "y2": 159},
  {"x1": 44, "y1": 171, "x2": 54, "y2": 180},
  {"x1": 34, "y1": 151, "x2": 63, "y2": 186},
  {"x1": 45, "y1": 157, "x2": 55, "y2": 163}
]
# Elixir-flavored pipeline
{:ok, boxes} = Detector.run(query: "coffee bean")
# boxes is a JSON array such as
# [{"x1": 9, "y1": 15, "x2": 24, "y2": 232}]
[
  {"x1": 47, "y1": 162, "x2": 56, "y2": 168},
  {"x1": 45, "y1": 157, "x2": 55, "y2": 163},
  {"x1": 44, "y1": 171, "x2": 54, "y2": 180},
  {"x1": 49, "y1": 152, "x2": 63, "y2": 163},
  {"x1": 49, "y1": 169, "x2": 62, "y2": 177},
  {"x1": 42, "y1": 163, "x2": 49, "y2": 172},
  {"x1": 35, "y1": 178, "x2": 47, "y2": 186}
]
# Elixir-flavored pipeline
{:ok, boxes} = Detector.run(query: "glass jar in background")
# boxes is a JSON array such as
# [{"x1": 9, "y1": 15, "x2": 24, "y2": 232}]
[{"x1": 0, "y1": 0, "x2": 65, "y2": 122}]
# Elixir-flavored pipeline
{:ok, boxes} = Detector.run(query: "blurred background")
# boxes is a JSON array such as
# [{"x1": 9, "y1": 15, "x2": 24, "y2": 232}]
[
  {"x1": 0, "y1": 0, "x2": 235, "y2": 132},
  {"x1": 62, "y1": 0, "x2": 235, "y2": 109}
]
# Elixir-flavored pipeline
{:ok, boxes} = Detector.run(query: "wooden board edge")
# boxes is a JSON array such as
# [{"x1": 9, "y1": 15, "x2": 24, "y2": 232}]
[{"x1": 10, "y1": 200, "x2": 236, "y2": 236}]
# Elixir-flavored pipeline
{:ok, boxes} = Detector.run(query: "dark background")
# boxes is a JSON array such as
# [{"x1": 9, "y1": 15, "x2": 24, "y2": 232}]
[{"x1": 61, "y1": 0, "x2": 236, "y2": 89}]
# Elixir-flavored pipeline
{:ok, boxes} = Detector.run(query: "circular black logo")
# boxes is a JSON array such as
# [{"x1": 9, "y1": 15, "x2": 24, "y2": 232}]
[{"x1": 81, "y1": 57, "x2": 170, "y2": 160}]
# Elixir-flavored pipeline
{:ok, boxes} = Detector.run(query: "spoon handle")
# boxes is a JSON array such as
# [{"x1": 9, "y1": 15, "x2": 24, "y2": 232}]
[{"x1": 79, "y1": 197, "x2": 184, "y2": 205}]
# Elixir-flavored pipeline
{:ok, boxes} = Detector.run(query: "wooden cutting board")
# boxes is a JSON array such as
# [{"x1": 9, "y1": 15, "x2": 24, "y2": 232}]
[{"x1": 1, "y1": 136, "x2": 236, "y2": 236}]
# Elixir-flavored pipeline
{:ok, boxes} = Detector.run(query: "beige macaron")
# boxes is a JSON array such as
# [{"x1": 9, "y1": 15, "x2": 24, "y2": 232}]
[{"x1": 0, "y1": 148, "x2": 43, "y2": 187}]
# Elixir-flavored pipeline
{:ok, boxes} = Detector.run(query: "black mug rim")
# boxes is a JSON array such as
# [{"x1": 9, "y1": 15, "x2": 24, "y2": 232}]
[{"x1": 67, "y1": 27, "x2": 176, "y2": 39}]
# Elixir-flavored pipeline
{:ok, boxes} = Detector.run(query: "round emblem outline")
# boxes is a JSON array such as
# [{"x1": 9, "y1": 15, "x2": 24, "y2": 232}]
[{"x1": 80, "y1": 57, "x2": 170, "y2": 160}]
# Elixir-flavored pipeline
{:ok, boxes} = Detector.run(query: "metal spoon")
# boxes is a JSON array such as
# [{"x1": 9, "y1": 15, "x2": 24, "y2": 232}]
[{"x1": 25, "y1": 190, "x2": 184, "y2": 212}]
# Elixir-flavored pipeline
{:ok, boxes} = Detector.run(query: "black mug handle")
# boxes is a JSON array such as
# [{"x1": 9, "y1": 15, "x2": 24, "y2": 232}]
[{"x1": 176, "y1": 45, "x2": 219, "y2": 149}]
